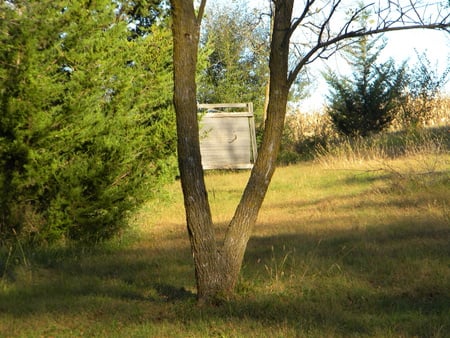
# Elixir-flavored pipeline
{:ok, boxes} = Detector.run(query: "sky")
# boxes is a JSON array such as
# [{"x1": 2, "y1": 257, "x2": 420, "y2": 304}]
[
  {"x1": 302, "y1": 28, "x2": 450, "y2": 113},
  {"x1": 213, "y1": 0, "x2": 450, "y2": 113}
]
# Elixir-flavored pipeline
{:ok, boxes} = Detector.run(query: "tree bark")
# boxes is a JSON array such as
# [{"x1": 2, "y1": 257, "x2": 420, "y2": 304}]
[
  {"x1": 220, "y1": 0, "x2": 294, "y2": 293},
  {"x1": 171, "y1": 0, "x2": 225, "y2": 303}
]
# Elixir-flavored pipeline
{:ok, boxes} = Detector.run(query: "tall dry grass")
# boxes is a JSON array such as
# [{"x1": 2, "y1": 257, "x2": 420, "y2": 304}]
[{"x1": 280, "y1": 96, "x2": 450, "y2": 164}]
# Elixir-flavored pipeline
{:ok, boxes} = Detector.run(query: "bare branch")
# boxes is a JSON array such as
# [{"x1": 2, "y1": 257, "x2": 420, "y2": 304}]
[
  {"x1": 289, "y1": 21, "x2": 449, "y2": 86},
  {"x1": 286, "y1": 0, "x2": 450, "y2": 87},
  {"x1": 409, "y1": 0, "x2": 424, "y2": 25},
  {"x1": 317, "y1": 0, "x2": 341, "y2": 44},
  {"x1": 290, "y1": 0, "x2": 316, "y2": 38}
]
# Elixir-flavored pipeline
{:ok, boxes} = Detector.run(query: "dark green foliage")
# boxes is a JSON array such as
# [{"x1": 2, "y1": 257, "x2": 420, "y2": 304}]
[
  {"x1": 0, "y1": 0, "x2": 176, "y2": 245},
  {"x1": 120, "y1": 0, "x2": 171, "y2": 38},
  {"x1": 325, "y1": 35, "x2": 407, "y2": 137}
]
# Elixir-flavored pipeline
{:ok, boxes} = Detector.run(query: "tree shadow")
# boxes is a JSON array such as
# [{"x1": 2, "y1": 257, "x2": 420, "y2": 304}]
[
  {"x1": 235, "y1": 216, "x2": 450, "y2": 335},
  {"x1": 0, "y1": 233, "x2": 196, "y2": 318}
]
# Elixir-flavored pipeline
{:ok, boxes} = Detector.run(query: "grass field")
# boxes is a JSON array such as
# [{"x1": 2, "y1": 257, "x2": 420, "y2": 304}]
[{"x1": 1, "y1": 148, "x2": 449, "y2": 336}]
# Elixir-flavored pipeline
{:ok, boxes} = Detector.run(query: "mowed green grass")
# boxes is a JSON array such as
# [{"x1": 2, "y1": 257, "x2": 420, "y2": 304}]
[{"x1": 1, "y1": 153, "x2": 449, "y2": 337}]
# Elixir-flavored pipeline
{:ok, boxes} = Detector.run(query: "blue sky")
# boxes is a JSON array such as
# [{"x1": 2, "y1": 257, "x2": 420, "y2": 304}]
[{"x1": 303, "y1": 28, "x2": 450, "y2": 112}]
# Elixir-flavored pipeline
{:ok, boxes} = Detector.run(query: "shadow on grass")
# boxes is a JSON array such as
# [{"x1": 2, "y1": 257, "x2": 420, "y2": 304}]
[
  {"x1": 238, "y1": 211, "x2": 450, "y2": 335},
  {"x1": 0, "y1": 187, "x2": 449, "y2": 336}
]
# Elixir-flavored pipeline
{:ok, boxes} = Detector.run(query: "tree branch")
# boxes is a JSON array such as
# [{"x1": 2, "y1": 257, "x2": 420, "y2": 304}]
[
  {"x1": 289, "y1": 0, "x2": 315, "y2": 39},
  {"x1": 196, "y1": 0, "x2": 207, "y2": 25},
  {"x1": 287, "y1": 0, "x2": 450, "y2": 87}
]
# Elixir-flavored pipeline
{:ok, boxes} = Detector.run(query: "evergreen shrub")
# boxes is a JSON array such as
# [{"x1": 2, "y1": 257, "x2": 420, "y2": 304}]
[{"x1": 0, "y1": 1, "x2": 176, "y2": 245}]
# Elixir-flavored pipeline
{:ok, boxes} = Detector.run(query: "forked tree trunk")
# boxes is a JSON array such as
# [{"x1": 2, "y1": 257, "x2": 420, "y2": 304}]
[
  {"x1": 171, "y1": 0, "x2": 294, "y2": 303},
  {"x1": 171, "y1": 0, "x2": 449, "y2": 303}
]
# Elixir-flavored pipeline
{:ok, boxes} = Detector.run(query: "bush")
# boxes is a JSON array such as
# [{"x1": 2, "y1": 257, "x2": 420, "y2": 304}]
[
  {"x1": 395, "y1": 52, "x2": 449, "y2": 129},
  {"x1": 325, "y1": 35, "x2": 406, "y2": 137},
  {"x1": 0, "y1": 1, "x2": 177, "y2": 245}
]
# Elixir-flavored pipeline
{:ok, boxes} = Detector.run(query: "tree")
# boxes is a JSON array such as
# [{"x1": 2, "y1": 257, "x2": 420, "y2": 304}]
[
  {"x1": 119, "y1": 0, "x2": 171, "y2": 38},
  {"x1": 170, "y1": 0, "x2": 450, "y2": 303},
  {"x1": 0, "y1": 0, "x2": 176, "y2": 244},
  {"x1": 197, "y1": 2, "x2": 269, "y2": 111},
  {"x1": 325, "y1": 35, "x2": 407, "y2": 136},
  {"x1": 398, "y1": 50, "x2": 450, "y2": 128}
]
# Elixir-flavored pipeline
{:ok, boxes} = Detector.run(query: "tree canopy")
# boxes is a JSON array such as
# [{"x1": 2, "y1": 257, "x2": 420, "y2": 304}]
[{"x1": 197, "y1": 2, "x2": 269, "y2": 111}]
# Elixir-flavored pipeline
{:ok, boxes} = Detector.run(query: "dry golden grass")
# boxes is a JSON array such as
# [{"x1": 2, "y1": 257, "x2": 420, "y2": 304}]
[
  {"x1": 1, "y1": 147, "x2": 449, "y2": 337},
  {"x1": 281, "y1": 96, "x2": 450, "y2": 164},
  {"x1": 287, "y1": 96, "x2": 450, "y2": 140}
]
